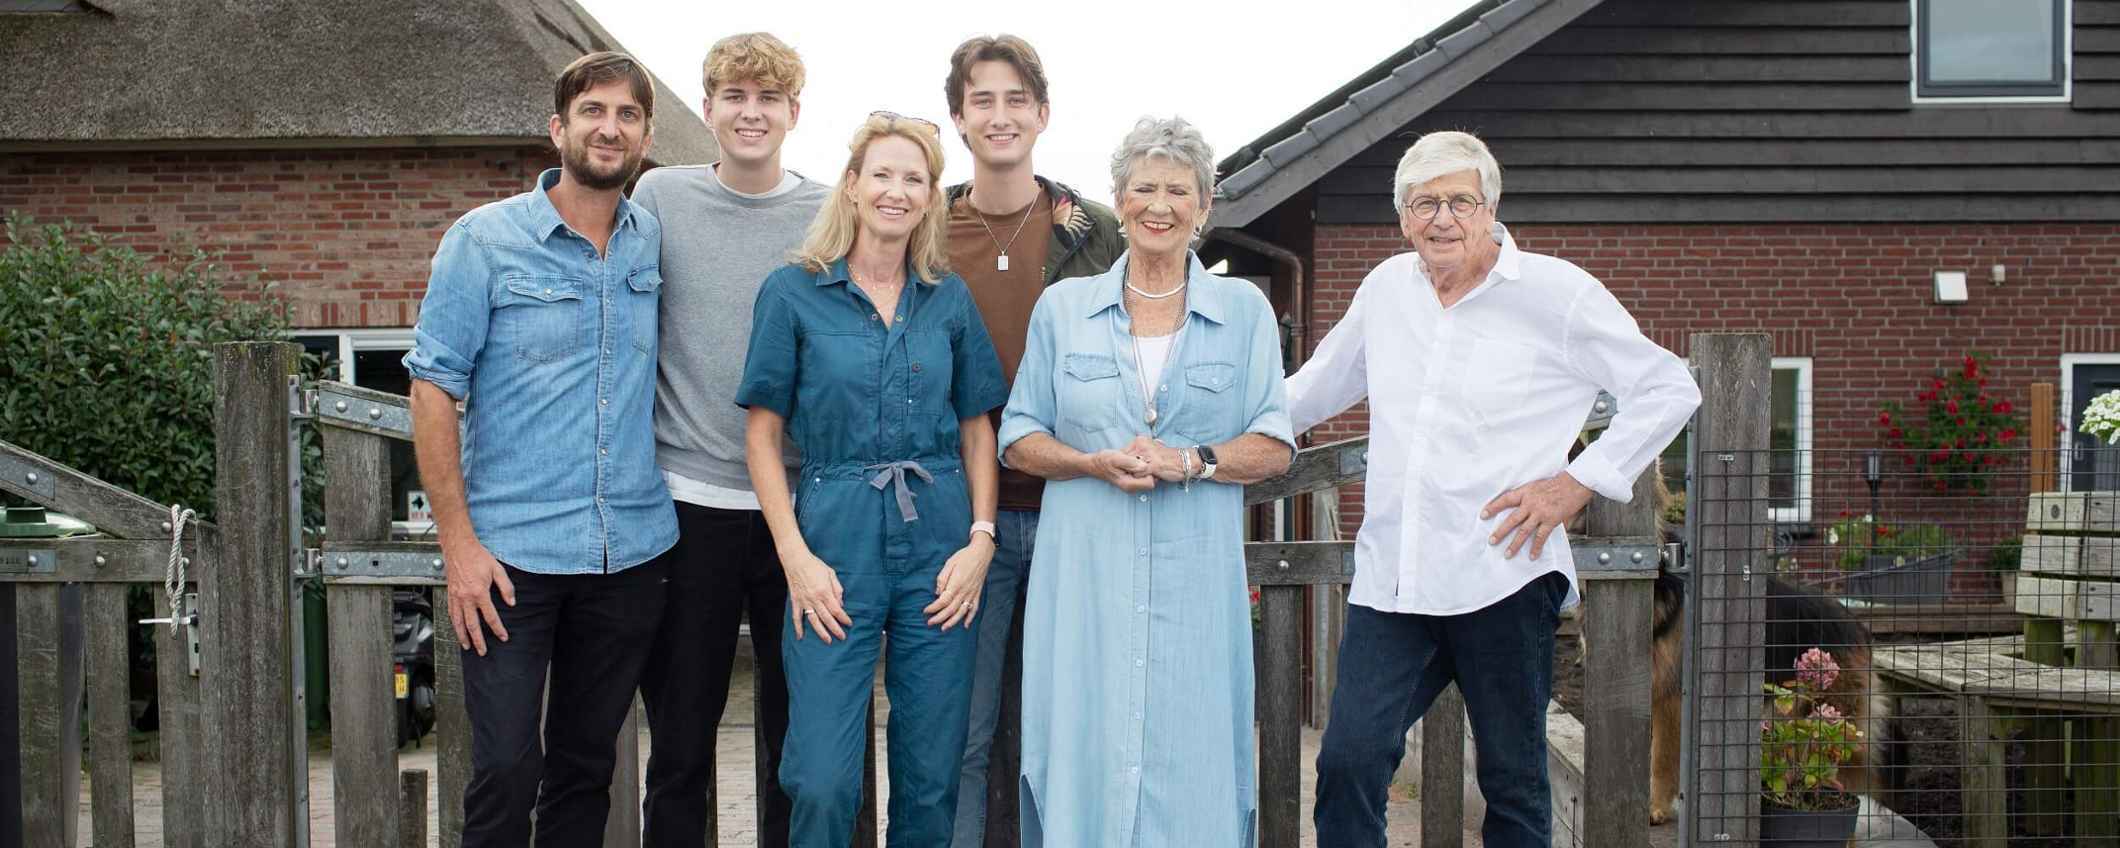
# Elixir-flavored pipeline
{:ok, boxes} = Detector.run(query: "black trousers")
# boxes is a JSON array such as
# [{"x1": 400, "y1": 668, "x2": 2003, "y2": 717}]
[
  {"x1": 459, "y1": 553, "x2": 672, "y2": 848},
  {"x1": 640, "y1": 502, "x2": 792, "y2": 848}
]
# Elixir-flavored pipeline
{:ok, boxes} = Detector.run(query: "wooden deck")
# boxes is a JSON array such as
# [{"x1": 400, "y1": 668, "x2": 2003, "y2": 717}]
[{"x1": 1874, "y1": 634, "x2": 2120, "y2": 711}]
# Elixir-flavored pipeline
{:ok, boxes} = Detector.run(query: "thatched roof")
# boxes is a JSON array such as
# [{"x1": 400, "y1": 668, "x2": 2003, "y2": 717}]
[{"x1": 0, "y1": 0, "x2": 717, "y2": 164}]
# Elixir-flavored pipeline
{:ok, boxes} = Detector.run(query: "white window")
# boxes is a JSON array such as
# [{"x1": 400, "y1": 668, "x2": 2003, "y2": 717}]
[
  {"x1": 1768, "y1": 358, "x2": 1814, "y2": 524},
  {"x1": 1654, "y1": 357, "x2": 1812, "y2": 523},
  {"x1": 292, "y1": 329, "x2": 432, "y2": 535},
  {"x1": 1913, "y1": 0, "x2": 2070, "y2": 102}
]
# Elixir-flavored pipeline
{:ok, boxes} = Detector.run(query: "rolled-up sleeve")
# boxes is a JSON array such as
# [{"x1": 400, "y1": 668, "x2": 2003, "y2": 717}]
[
  {"x1": 950, "y1": 286, "x2": 1010, "y2": 421},
  {"x1": 735, "y1": 272, "x2": 800, "y2": 418},
  {"x1": 1238, "y1": 294, "x2": 1297, "y2": 452},
  {"x1": 996, "y1": 293, "x2": 1060, "y2": 464},
  {"x1": 403, "y1": 220, "x2": 490, "y2": 400},
  {"x1": 1284, "y1": 269, "x2": 1370, "y2": 434},
  {"x1": 1560, "y1": 282, "x2": 1701, "y2": 502}
]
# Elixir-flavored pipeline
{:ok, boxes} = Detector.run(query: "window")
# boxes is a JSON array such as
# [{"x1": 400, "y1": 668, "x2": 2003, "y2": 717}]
[
  {"x1": 1654, "y1": 357, "x2": 1813, "y2": 523},
  {"x1": 293, "y1": 329, "x2": 431, "y2": 535},
  {"x1": 1913, "y1": 0, "x2": 2070, "y2": 101}
]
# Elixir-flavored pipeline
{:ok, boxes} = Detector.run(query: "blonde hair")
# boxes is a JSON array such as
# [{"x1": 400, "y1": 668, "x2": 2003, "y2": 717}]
[
  {"x1": 704, "y1": 32, "x2": 805, "y2": 98},
  {"x1": 793, "y1": 114, "x2": 950, "y2": 283}
]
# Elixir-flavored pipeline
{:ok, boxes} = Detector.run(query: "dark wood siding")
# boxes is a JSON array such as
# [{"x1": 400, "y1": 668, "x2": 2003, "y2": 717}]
[{"x1": 1315, "y1": 0, "x2": 2120, "y2": 224}]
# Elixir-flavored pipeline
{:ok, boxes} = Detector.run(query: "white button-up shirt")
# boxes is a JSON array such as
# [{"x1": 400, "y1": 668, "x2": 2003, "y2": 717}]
[{"x1": 1287, "y1": 226, "x2": 1699, "y2": 615}]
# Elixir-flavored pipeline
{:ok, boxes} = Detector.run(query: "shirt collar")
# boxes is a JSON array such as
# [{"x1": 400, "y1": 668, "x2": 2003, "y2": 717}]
[
  {"x1": 527, "y1": 167, "x2": 646, "y2": 243},
  {"x1": 1083, "y1": 250, "x2": 1228, "y2": 325},
  {"x1": 1492, "y1": 222, "x2": 1523, "y2": 281}
]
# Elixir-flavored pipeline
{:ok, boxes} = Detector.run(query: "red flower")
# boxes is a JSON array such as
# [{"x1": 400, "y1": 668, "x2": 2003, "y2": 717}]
[
  {"x1": 1933, "y1": 377, "x2": 1947, "y2": 391},
  {"x1": 1889, "y1": 427, "x2": 1903, "y2": 439},
  {"x1": 1946, "y1": 400, "x2": 1960, "y2": 414},
  {"x1": 1974, "y1": 431, "x2": 1987, "y2": 444},
  {"x1": 1930, "y1": 450, "x2": 1950, "y2": 462},
  {"x1": 1996, "y1": 400, "x2": 2013, "y2": 414},
  {"x1": 1878, "y1": 411, "x2": 1892, "y2": 426},
  {"x1": 1978, "y1": 377, "x2": 1988, "y2": 387},
  {"x1": 1963, "y1": 355, "x2": 1977, "y2": 368},
  {"x1": 2001, "y1": 428, "x2": 2017, "y2": 443},
  {"x1": 1960, "y1": 452, "x2": 1976, "y2": 464}
]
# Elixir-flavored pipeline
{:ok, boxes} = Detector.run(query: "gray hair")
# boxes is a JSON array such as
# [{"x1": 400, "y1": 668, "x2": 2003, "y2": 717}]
[
  {"x1": 1109, "y1": 115, "x2": 1217, "y2": 200},
  {"x1": 1392, "y1": 130, "x2": 1501, "y2": 211}
]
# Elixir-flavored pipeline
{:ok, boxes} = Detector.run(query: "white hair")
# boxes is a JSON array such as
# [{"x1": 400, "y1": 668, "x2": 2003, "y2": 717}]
[
  {"x1": 1109, "y1": 115, "x2": 1217, "y2": 200},
  {"x1": 1392, "y1": 130, "x2": 1501, "y2": 211}
]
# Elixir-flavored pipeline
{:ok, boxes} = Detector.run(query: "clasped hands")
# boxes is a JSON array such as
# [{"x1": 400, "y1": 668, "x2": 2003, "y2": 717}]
[{"x1": 1085, "y1": 435, "x2": 1196, "y2": 494}]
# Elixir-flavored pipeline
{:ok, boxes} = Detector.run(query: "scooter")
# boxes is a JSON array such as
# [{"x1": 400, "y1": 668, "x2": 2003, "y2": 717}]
[{"x1": 393, "y1": 588, "x2": 437, "y2": 748}]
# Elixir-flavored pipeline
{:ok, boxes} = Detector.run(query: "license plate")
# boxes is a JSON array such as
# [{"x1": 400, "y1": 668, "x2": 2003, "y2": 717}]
[{"x1": 395, "y1": 671, "x2": 409, "y2": 699}]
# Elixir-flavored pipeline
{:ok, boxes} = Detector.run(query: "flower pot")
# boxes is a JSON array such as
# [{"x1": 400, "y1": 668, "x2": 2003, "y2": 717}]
[
  {"x1": 1842, "y1": 551, "x2": 1955, "y2": 604},
  {"x1": 1999, "y1": 570, "x2": 2019, "y2": 604},
  {"x1": 1760, "y1": 798, "x2": 1860, "y2": 846}
]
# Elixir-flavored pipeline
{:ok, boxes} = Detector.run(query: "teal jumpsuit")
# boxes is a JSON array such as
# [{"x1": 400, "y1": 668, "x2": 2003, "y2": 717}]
[{"x1": 736, "y1": 258, "x2": 1008, "y2": 846}]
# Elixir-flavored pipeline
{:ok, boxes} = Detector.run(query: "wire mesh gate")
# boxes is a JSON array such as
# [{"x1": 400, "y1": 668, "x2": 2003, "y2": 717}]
[{"x1": 1685, "y1": 371, "x2": 2120, "y2": 846}]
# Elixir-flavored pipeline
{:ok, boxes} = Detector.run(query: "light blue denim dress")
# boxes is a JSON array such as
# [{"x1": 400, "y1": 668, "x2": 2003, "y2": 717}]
[{"x1": 996, "y1": 252, "x2": 1295, "y2": 846}]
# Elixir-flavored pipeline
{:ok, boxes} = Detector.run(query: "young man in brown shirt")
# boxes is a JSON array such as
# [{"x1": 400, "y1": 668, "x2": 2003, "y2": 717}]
[{"x1": 941, "y1": 33, "x2": 1124, "y2": 848}]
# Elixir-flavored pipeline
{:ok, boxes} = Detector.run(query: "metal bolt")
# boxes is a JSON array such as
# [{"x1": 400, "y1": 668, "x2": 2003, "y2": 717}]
[
  {"x1": 368, "y1": 406, "x2": 383, "y2": 420},
  {"x1": 1631, "y1": 550, "x2": 1646, "y2": 564},
  {"x1": 334, "y1": 400, "x2": 348, "y2": 413},
  {"x1": 161, "y1": 521, "x2": 172, "y2": 532},
  {"x1": 1598, "y1": 552, "x2": 1612, "y2": 564},
  {"x1": 335, "y1": 557, "x2": 349, "y2": 571},
  {"x1": 26, "y1": 555, "x2": 39, "y2": 567},
  {"x1": 1277, "y1": 559, "x2": 1290, "y2": 569},
  {"x1": 431, "y1": 558, "x2": 443, "y2": 569},
  {"x1": 94, "y1": 555, "x2": 107, "y2": 567},
  {"x1": 24, "y1": 472, "x2": 38, "y2": 485},
  {"x1": 1594, "y1": 401, "x2": 1609, "y2": 413}
]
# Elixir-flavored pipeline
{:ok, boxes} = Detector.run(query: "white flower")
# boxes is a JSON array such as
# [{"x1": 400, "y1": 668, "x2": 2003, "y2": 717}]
[{"x1": 2089, "y1": 390, "x2": 2120, "y2": 444}]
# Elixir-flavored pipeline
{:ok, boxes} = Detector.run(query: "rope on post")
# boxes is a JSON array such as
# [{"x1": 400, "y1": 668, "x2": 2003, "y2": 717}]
[{"x1": 165, "y1": 502, "x2": 196, "y2": 632}]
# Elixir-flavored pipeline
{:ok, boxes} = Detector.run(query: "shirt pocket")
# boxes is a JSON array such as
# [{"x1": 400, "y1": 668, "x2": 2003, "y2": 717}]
[
  {"x1": 1459, "y1": 335, "x2": 1537, "y2": 427},
  {"x1": 625, "y1": 266, "x2": 662, "y2": 356},
  {"x1": 1172, "y1": 360, "x2": 1240, "y2": 444},
  {"x1": 496, "y1": 274, "x2": 586, "y2": 363},
  {"x1": 1058, "y1": 351, "x2": 1123, "y2": 438}
]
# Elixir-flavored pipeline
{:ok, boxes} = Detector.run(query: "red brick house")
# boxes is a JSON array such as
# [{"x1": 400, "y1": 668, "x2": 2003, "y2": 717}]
[
  {"x1": 0, "y1": 0, "x2": 715, "y2": 523},
  {"x1": 1206, "y1": 0, "x2": 2120, "y2": 576}
]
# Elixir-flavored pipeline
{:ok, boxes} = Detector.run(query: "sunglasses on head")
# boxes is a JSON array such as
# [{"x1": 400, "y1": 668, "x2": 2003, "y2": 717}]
[{"x1": 869, "y1": 111, "x2": 940, "y2": 135}]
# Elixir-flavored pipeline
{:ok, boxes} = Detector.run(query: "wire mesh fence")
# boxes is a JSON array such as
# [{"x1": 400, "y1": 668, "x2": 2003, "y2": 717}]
[{"x1": 1687, "y1": 440, "x2": 2120, "y2": 846}]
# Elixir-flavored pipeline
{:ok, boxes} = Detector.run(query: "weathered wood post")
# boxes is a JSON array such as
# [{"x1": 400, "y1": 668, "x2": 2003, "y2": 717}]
[
  {"x1": 202, "y1": 341, "x2": 307, "y2": 846},
  {"x1": 1686, "y1": 332, "x2": 1770, "y2": 845},
  {"x1": 399, "y1": 769, "x2": 430, "y2": 848},
  {"x1": 1577, "y1": 465, "x2": 1664, "y2": 846},
  {"x1": 85, "y1": 579, "x2": 134, "y2": 848},
  {"x1": 323, "y1": 423, "x2": 401, "y2": 848}
]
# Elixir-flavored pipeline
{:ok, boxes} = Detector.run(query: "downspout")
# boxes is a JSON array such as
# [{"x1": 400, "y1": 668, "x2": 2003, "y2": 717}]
[{"x1": 1203, "y1": 227, "x2": 1309, "y2": 372}]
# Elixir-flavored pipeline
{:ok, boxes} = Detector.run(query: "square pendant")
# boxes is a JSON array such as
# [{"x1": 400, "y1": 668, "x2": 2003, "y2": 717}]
[{"x1": 997, "y1": 254, "x2": 1009, "y2": 272}]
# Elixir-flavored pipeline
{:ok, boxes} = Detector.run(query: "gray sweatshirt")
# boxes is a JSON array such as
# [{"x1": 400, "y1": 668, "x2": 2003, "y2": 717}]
[{"x1": 631, "y1": 164, "x2": 828, "y2": 492}]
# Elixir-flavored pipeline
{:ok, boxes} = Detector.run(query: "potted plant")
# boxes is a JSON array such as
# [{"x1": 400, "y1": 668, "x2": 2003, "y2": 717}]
[
  {"x1": 1988, "y1": 536, "x2": 2022, "y2": 604},
  {"x1": 2083, "y1": 389, "x2": 2120, "y2": 446},
  {"x1": 1760, "y1": 648, "x2": 1865, "y2": 846},
  {"x1": 1876, "y1": 353, "x2": 2026, "y2": 493},
  {"x1": 1828, "y1": 512, "x2": 1956, "y2": 603}
]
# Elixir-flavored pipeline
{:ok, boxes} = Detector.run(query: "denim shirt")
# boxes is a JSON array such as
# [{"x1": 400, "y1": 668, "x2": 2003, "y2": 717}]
[{"x1": 403, "y1": 168, "x2": 677, "y2": 575}]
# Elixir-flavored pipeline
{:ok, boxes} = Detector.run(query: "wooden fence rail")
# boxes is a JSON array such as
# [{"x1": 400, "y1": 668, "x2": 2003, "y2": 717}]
[{"x1": 2, "y1": 342, "x2": 1675, "y2": 848}]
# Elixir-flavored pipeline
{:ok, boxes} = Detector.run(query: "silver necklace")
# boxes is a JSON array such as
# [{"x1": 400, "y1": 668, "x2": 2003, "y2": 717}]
[
  {"x1": 1125, "y1": 263, "x2": 1187, "y2": 299},
  {"x1": 969, "y1": 187, "x2": 1037, "y2": 272},
  {"x1": 1122, "y1": 298, "x2": 1188, "y2": 426}
]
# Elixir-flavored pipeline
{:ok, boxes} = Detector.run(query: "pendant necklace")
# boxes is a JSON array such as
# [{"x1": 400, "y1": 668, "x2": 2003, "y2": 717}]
[
  {"x1": 971, "y1": 186, "x2": 1038, "y2": 272},
  {"x1": 1122, "y1": 291, "x2": 1189, "y2": 426}
]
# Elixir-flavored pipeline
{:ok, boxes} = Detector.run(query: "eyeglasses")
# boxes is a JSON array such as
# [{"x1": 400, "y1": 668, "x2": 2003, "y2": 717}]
[
  {"x1": 1403, "y1": 194, "x2": 1485, "y2": 221},
  {"x1": 869, "y1": 111, "x2": 940, "y2": 135}
]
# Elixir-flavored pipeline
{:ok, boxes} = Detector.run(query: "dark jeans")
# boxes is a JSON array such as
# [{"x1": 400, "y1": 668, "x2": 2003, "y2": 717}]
[
  {"x1": 459, "y1": 553, "x2": 672, "y2": 848},
  {"x1": 1313, "y1": 572, "x2": 1568, "y2": 848},
  {"x1": 641, "y1": 503, "x2": 791, "y2": 848}
]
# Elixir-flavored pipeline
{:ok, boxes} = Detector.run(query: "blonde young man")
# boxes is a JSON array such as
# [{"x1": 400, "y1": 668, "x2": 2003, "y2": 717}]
[{"x1": 630, "y1": 33, "x2": 828, "y2": 848}]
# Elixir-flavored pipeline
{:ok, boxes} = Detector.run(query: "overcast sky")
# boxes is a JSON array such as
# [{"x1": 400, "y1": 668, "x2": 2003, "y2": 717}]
[{"x1": 578, "y1": 0, "x2": 1478, "y2": 199}]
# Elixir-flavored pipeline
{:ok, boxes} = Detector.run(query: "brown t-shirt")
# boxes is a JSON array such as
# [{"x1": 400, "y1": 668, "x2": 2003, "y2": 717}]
[{"x1": 949, "y1": 191, "x2": 1053, "y2": 512}]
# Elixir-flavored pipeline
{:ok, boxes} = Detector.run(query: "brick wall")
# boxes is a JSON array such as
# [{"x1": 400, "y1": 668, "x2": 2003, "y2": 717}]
[
  {"x1": 0, "y1": 146, "x2": 555, "y2": 328},
  {"x1": 1308, "y1": 223, "x2": 2120, "y2": 588}
]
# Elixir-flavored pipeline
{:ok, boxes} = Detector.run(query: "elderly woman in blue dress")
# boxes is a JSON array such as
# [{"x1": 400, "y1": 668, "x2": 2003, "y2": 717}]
[{"x1": 996, "y1": 116, "x2": 1295, "y2": 846}]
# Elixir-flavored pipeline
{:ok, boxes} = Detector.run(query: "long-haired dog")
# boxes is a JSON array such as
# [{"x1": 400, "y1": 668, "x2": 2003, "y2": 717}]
[{"x1": 1571, "y1": 451, "x2": 1887, "y2": 826}]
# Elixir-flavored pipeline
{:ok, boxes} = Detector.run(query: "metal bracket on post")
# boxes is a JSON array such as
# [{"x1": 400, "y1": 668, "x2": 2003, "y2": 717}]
[
  {"x1": 1571, "y1": 539, "x2": 1663, "y2": 575},
  {"x1": 0, "y1": 454, "x2": 56, "y2": 500},
  {"x1": 1583, "y1": 390, "x2": 1621, "y2": 432},
  {"x1": 138, "y1": 591, "x2": 203, "y2": 677},
  {"x1": 314, "y1": 384, "x2": 413, "y2": 438},
  {"x1": 311, "y1": 548, "x2": 447, "y2": 581},
  {"x1": 1338, "y1": 445, "x2": 1368, "y2": 478},
  {"x1": 0, "y1": 547, "x2": 58, "y2": 575}
]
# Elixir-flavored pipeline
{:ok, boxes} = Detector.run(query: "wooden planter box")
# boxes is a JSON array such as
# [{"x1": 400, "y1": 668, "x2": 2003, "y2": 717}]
[{"x1": 1842, "y1": 552, "x2": 1956, "y2": 604}]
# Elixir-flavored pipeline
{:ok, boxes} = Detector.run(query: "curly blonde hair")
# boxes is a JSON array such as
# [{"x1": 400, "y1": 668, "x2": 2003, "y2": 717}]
[{"x1": 704, "y1": 32, "x2": 805, "y2": 98}]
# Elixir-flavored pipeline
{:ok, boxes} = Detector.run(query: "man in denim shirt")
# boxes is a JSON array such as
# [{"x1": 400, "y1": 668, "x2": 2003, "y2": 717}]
[{"x1": 403, "y1": 52, "x2": 678, "y2": 847}]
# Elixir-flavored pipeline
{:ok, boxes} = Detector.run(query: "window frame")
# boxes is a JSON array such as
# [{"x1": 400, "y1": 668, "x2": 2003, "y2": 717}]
[
  {"x1": 1769, "y1": 357, "x2": 1814, "y2": 525},
  {"x1": 292, "y1": 328, "x2": 431, "y2": 534},
  {"x1": 1911, "y1": 0, "x2": 2072, "y2": 104},
  {"x1": 2059, "y1": 352, "x2": 2120, "y2": 492}
]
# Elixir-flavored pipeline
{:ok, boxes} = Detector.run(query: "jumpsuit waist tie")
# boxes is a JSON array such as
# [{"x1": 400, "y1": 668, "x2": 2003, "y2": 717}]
[{"x1": 864, "y1": 460, "x2": 936, "y2": 522}]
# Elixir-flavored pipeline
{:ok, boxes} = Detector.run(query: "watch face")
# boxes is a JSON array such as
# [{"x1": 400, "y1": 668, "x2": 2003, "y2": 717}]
[{"x1": 1196, "y1": 445, "x2": 1218, "y2": 465}]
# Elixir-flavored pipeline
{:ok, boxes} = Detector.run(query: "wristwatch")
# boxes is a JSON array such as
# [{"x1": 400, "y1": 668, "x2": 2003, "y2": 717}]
[
  {"x1": 1193, "y1": 444, "x2": 1218, "y2": 480},
  {"x1": 970, "y1": 520, "x2": 997, "y2": 542}
]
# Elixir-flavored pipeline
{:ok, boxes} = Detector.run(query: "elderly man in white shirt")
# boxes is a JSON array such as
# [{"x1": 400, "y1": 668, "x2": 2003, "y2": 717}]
[{"x1": 1297, "y1": 131, "x2": 1699, "y2": 848}]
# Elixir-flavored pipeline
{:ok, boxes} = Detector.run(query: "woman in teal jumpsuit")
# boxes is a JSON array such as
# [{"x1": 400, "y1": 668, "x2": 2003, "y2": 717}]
[{"x1": 739, "y1": 114, "x2": 1008, "y2": 846}]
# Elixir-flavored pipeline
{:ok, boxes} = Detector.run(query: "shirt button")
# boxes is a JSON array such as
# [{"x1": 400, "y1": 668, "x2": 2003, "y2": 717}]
[
  {"x1": 1129, "y1": 766, "x2": 1140, "y2": 775},
  {"x1": 1134, "y1": 659, "x2": 1144, "y2": 668},
  {"x1": 1135, "y1": 604, "x2": 1145, "y2": 613},
  {"x1": 543, "y1": 288, "x2": 553, "y2": 295},
  {"x1": 1137, "y1": 494, "x2": 1148, "y2": 502},
  {"x1": 1136, "y1": 547, "x2": 1147, "y2": 556},
  {"x1": 1159, "y1": 385, "x2": 1167, "y2": 392},
  {"x1": 599, "y1": 448, "x2": 608, "y2": 456},
  {"x1": 597, "y1": 496, "x2": 606, "y2": 504},
  {"x1": 599, "y1": 398, "x2": 609, "y2": 406}
]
